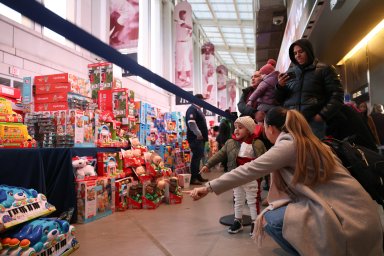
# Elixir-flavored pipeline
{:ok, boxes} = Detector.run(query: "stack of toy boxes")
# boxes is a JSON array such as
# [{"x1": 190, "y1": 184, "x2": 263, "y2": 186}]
[
  {"x1": 134, "y1": 101, "x2": 151, "y2": 145},
  {"x1": 0, "y1": 96, "x2": 34, "y2": 148},
  {"x1": 75, "y1": 177, "x2": 115, "y2": 223},
  {"x1": 33, "y1": 73, "x2": 95, "y2": 148},
  {"x1": 88, "y1": 62, "x2": 121, "y2": 100},
  {"x1": 115, "y1": 177, "x2": 136, "y2": 211}
]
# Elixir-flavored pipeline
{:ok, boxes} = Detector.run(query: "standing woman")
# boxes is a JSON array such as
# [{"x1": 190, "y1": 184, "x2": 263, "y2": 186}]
[{"x1": 187, "y1": 107, "x2": 383, "y2": 256}]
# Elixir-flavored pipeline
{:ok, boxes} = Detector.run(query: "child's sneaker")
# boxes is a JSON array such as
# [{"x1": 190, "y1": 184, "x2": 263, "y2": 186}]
[
  {"x1": 228, "y1": 219, "x2": 243, "y2": 234},
  {"x1": 249, "y1": 222, "x2": 255, "y2": 236}
]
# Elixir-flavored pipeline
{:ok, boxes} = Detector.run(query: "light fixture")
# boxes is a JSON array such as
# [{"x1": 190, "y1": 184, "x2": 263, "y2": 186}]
[{"x1": 337, "y1": 19, "x2": 384, "y2": 65}]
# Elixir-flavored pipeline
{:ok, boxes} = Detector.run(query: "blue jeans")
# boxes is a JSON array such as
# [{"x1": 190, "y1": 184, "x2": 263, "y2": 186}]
[{"x1": 264, "y1": 206, "x2": 299, "y2": 256}]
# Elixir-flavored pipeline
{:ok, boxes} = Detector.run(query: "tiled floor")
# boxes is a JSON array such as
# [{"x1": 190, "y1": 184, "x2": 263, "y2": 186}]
[{"x1": 72, "y1": 168, "x2": 384, "y2": 256}]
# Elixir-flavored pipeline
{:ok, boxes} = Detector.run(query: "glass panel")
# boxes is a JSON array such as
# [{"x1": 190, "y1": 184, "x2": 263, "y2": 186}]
[
  {"x1": 225, "y1": 38, "x2": 243, "y2": 44},
  {"x1": 43, "y1": 0, "x2": 66, "y2": 44},
  {"x1": 190, "y1": 3, "x2": 209, "y2": 11},
  {"x1": 221, "y1": 27, "x2": 241, "y2": 33},
  {"x1": 0, "y1": 77, "x2": 11, "y2": 87},
  {"x1": 239, "y1": 12, "x2": 253, "y2": 20},
  {"x1": 237, "y1": 4, "x2": 253, "y2": 12},
  {"x1": 215, "y1": 12, "x2": 237, "y2": 19},
  {"x1": 223, "y1": 32, "x2": 242, "y2": 39},
  {"x1": 202, "y1": 26, "x2": 219, "y2": 32},
  {"x1": 211, "y1": 3, "x2": 234, "y2": 12},
  {"x1": 194, "y1": 11, "x2": 213, "y2": 19}
]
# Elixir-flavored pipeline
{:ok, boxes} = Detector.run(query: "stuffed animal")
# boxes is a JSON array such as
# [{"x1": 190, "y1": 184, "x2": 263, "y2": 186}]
[
  {"x1": 72, "y1": 157, "x2": 97, "y2": 179},
  {"x1": 135, "y1": 166, "x2": 146, "y2": 176}
]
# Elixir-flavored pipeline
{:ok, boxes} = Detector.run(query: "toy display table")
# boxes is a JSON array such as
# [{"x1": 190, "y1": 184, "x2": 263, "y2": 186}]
[{"x1": 0, "y1": 147, "x2": 123, "y2": 223}]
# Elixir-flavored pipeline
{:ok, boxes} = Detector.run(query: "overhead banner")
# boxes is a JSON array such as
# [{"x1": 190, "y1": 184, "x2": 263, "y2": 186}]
[
  {"x1": 216, "y1": 65, "x2": 228, "y2": 110},
  {"x1": 174, "y1": 1, "x2": 193, "y2": 90},
  {"x1": 228, "y1": 79, "x2": 237, "y2": 112},
  {"x1": 109, "y1": 0, "x2": 139, "y2": 50},
  {"x1": 201, "y1": 42, "x2": 217, "y2": 107}
]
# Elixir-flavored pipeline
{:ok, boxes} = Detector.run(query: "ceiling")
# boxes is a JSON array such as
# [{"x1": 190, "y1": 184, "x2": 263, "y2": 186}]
[{"x1": 188, "y1": 0, "x2": 287, "y2": 81}]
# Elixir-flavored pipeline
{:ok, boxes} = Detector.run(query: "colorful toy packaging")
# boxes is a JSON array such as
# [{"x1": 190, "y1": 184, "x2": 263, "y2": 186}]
[
  {"x1": 0, "y1": 185, "x2": 56, "y2": 232},
  {"x1": 164, "y1": 177, "x2": 183, "y2": 204},
  {"x1": 142, "y1": 181, "x2": 163, "y2": 210},
  {"x1": 96, "y1": 152, "x2": 124, "y2": 178},
  {"x1": 0, "y1": 218, "x2": 79, "y2": 256},
  {"x1": 127, "y1": 183, "x2": 142, "y2": 209},
  {"x1": 115, "y1": 177, "x2": 134, "y2": 211},
  {"x1": 75, "y1": 177, "x2": 115, "y2": 224}
]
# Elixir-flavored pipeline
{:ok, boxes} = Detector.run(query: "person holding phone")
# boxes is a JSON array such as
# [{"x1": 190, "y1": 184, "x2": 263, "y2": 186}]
[{"x1": 275, "y1": 39, "x2": 344, "y2": 138}]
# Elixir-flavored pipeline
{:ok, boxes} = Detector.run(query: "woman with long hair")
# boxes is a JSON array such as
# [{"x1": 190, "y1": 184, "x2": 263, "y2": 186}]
[
  {"x1": 358, "y1": 101, "x2": 380, "y2": 145},
  {"x1": 187, "y1": 107, "x2": 383, "y2": 255}
]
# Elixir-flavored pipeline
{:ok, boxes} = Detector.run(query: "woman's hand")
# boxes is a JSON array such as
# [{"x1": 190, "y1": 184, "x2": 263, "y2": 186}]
[
  {"x1": 200, "y1": 166, "x2": 209, "y2": 173},
  {"x1": 184, "y1": 187, "x2": 210, "y2": 201},
  {"x1": 277, "y1": 73, "x2": 291, "y2": 87}
]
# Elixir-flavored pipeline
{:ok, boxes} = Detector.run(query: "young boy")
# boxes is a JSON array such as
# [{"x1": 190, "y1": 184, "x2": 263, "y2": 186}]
[{"x1": 200, "y1": 116, "x2": 266, "y2": 235}]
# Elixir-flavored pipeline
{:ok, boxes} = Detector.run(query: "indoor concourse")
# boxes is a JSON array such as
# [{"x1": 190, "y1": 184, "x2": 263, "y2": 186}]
[{"x1": 73, "y1": 168, "x2": 384, "y2": 256}]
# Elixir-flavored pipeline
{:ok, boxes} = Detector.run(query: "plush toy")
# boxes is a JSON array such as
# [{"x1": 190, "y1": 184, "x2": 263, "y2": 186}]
[
  {"x1": 0, "y1": 185, "x2": 38, "y2": 208},
  {"x1": 121, "y1": 149, "x2": 134, "y2": 158},
  {"x1": 135, "y1": 166, "x2": 146, "y2": 176},
  {"x1": 72, "y1": 157, "x2": 97, "y2": 179}
]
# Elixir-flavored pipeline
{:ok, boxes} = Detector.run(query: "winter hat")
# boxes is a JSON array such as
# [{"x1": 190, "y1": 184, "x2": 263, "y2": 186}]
[
  {"x1": 234, "y1": 116, "x2": 256, "y2": 134},
  {"x1": 288, "y1": 39, "x2": 315, "y2": 67},
  {"x1": 259, "y1": 59, "x2": 276, "y2": 75},
  {"x1": 267, "y1": 59, "x2": 276, "y2": 67}
]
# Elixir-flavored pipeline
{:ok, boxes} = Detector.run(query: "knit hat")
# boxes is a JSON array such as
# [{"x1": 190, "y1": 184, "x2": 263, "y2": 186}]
[
  {"x1": 259, "y1": 59, "x2": 276, "y2": 75},
  {"x1": 234, "y1": 116, "x2": 256, "y2": 134}
]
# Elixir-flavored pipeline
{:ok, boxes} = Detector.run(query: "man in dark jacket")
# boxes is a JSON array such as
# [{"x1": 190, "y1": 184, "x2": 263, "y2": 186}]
[
  {"x1": 186, "y1": 94, "x2": 209, "y2": 185},
  {"x1": 276, "y1": 39, "x2": 344, "y2": 138}
]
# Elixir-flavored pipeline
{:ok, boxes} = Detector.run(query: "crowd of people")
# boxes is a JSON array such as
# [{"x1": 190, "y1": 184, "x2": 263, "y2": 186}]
[{"x1": 185, "y1": 38, "x2": 384, "y2": 255}]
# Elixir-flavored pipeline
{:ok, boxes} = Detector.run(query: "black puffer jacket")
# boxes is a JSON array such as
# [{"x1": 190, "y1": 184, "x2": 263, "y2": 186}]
[
  {"x1": 237, "y1": 86, "x2": 257, "y2": 117},
  {"x1": 275, "y1": 39, "x2": 344, "y2": 122}
]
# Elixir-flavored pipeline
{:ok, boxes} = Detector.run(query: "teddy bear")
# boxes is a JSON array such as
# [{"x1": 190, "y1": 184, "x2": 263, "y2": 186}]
[
  {"x1": 135, "y1": 166, "x2": 146, "y2": 176},
  {"x1": 72, "y1": 157, "x2": 96, "y2": 179}
]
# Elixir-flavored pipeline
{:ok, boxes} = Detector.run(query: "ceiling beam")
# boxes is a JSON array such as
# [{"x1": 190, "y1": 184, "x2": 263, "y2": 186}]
[{"x1": 215, "y1": 45, "x2": 254, "y2": 54}]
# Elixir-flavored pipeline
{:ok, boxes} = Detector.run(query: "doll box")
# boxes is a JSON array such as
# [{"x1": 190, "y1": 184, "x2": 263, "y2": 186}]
[
  {"x1": 34, "y1": 73, "x2": 76, "y2": 85},
  {"x1": 0, "y1": 185, "x2": 56, "y2": 232},
  {"x1": 0, "y1": 218, "x2": 79, "y2": 256},
  {"x1": 34, "y1": 92, "x2": 69, "y2": 104}
]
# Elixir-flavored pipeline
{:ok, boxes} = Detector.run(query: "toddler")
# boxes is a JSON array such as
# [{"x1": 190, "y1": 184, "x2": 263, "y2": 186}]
[{"x1": 200, "y1": 116, "x2": 266, "y2": 234}]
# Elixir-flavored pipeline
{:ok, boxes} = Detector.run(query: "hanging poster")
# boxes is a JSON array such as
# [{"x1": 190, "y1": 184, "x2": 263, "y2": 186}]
[
  {"x1": 216, "y1": 65, "x2": 228, "y2": 110},
  {"x1": 174, "y1": 1, "x2": 193, "y2": 89},
  {"x1": 201, "y1": 42, "x2": 217, "y2": 107},
  {"x1": 228, "y1": 79, "x2": 237, "y2": 112},
  {"x1": 109, "y1": 0, "x2": 139, "y2": 50}
]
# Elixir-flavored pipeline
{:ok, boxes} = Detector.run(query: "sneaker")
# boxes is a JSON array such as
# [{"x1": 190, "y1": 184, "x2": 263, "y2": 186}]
[
  {"x1": 228, "y1": 219, "x2": 243, "y2": 234},
  {"x1": 249, "y1": 222, "x2": 255, "y2": 236}
]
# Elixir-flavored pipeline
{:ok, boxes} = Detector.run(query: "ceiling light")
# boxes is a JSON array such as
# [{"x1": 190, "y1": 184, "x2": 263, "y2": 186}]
[{"x1": 337, "y1": 19, "x2": 384, "y2": 65}]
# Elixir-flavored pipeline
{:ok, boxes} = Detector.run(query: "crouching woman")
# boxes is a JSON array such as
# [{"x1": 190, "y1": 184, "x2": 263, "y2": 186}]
[{"x1": 187, "y1": 107, "x2": 383, "y2": 256}]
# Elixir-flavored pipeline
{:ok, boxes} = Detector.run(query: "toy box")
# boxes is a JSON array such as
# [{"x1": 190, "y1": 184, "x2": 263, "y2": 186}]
[
  {"x1": 127, "y1": 183, "x2": 142, "y2": 209},
  {"x1": 96, "y1": 152, "x2": 124, "y2": 178},
  {"x1": 142, "y1": 181, "x2": 162, "y2": 209},
  {"x1": 0, "y1": 185, "x2": 56, "y2": 232},
  {"x1": 164, "y1": 177, "x2": 183, "y2": 204},
  {"x1": 98, "y1": 88, "x2": 129, "y2": 118},
  {"x1": 34, "y1": 102, "x2": 69, "y2": 112},
  {"x1": 0, "y1": 84, "x2": 20, "y2": 100},
  {"x1": 0, "y1": 218, "x2": 79, "y2": 256},
  {"x1": 75, "y1": 177, "x2": 115, "y2": 224},
  {"x1": 34, "y1": 73, "x2": 77, "y2": 85},
  {"x1": 34, "y1": 92, "x2": 69, "y2": 104},
  {"x1": 115, "y1": 177, "x2": 134, "y2": 211}
]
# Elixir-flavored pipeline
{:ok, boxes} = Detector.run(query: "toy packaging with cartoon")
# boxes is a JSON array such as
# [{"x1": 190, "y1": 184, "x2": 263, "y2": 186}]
[
  {"x1": 0, "y1": 185, "x2": 56, "y2": 232},
  {"x1": 0, "y1": 218, "x2": 79, "y2": 256},
  {"x1": 75, "y1": 177, "x2": 115, "y2": 224}
]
